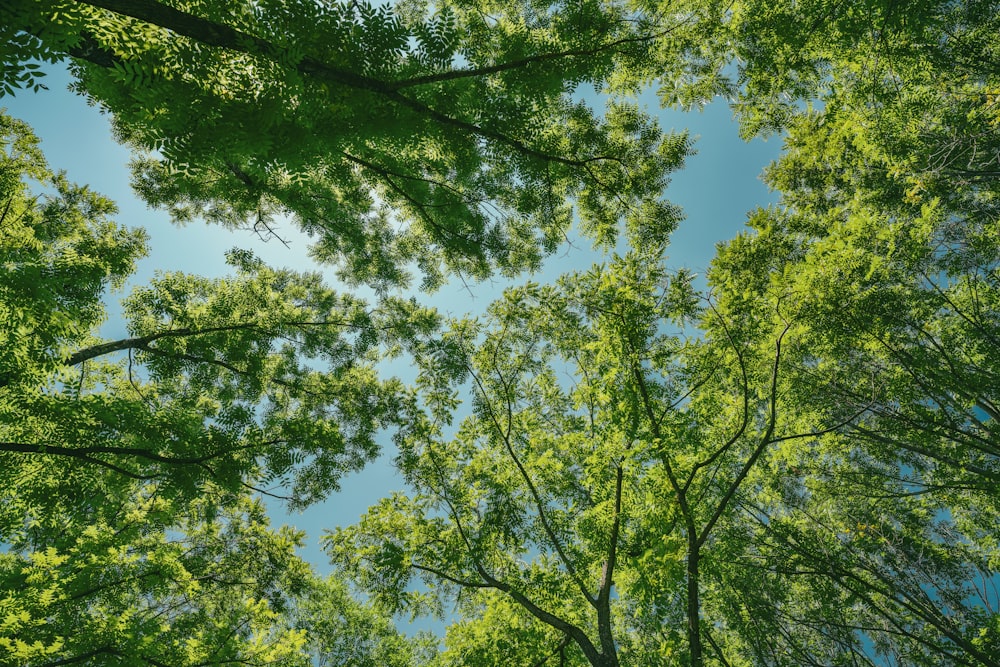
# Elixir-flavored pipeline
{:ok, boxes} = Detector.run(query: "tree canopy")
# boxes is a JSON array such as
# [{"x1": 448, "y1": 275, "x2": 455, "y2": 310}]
[
  {"x1": 0, "y1": 111, "x2": 427, "y2": 665},
  {"x1": 3, "y1": 0, "x2": 689, "y2": 289},
  {"x1": 2, "y1": 0, "x2": 999, "y2": 664},
  {"x1": 326, "y1": 205, "x2": 1000, "y2": 665}
]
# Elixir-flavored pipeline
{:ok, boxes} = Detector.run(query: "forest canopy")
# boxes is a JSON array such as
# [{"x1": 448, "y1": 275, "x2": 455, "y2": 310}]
[{"x1": 1, "y1": 0, "x2": 998, "y2": 665}]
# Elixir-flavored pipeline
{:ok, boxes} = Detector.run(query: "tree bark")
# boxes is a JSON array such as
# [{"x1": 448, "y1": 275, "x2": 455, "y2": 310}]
[{"x1": 687, "y1": 540, "x2": 703, "y2": 667}]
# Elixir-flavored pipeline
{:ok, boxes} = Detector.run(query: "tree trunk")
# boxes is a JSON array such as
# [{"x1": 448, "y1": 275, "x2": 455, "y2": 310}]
[{"x1": 687, "y1": 542, "x2": 703, "y2": 667}]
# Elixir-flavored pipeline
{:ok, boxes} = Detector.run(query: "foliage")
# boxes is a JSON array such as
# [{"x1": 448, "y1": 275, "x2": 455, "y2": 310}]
[
  {"x1": 325, "y1": 190, "x2": 1000, "y2": 667},
  {"x1": 653, "y1": 0, "x2": 999, "y2": 133},
  {"x1": 323, "y1": 235, "x2": 841, "y2": 666},
  {"x1": 0, "y1": 494, "x2": 311, "y2": 666},
  {"x1": 2, "y1": 0, "x2": 1000, "y2": 664},
  {"x1": 284, "y1": 574, "x2": 438, "y2": 667},
  {"x1": 650, "y1": 6, "x2": 1000, "y2": 658},
  {"x1": 2, "y1": 0, "x2": 687, "y2": 289},
  {"x1": 0, "y1": 110, "x2": 441, "y2": 511},
  {"x1": 692, "y1": 6, "x2": 1000, "y2": 650},
  {"x1": 0, "y1": 111, "x2": 434, "y2": 664},
  {"x1": 703, "y1": 182, "x2": 1000, "y2": 666},
  {"x1": 321, "y1": 5, "x2": 1000, "y2": 647}
]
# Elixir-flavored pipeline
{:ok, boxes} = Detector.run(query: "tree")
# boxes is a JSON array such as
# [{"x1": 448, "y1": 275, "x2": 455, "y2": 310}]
[
  {"x1": 645, "y1": 10, "x2": 1000, "y2": 657},
  {"x1": 699, "y1": 147, "x2": 1000, "y2": 663},
  {"x1": 648, "y1": 0, "x2": 1000, "y2": 228},
  {"x1": 653, "y1": 0, "x2": 1000, "y2": 134},
  {"x1": 0, "y1": 493, "x2": 313, "y2": 666},
  {"x1": 323, "y1": 224, "x2": 867, "y2": 666},
  {"x1": 5, "y1": 0, "x2": 999, "y2": 663},
  {"x1": 0, "y1": 110, "x2": 440, "y2": 665},
  {"x1": 0, "y1": 110, "x2": 441, "y2": 511},
  {"x1": 3, "y1": 0, "x2": 687, "y2": 289}
]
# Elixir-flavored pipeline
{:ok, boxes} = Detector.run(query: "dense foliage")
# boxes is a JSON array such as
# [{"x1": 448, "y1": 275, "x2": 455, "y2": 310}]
[
  {"x1": 3, "y1": 0, "x2": 687, "y2": 290},
  {"x1": 1, "y1": 0, "x2": 998, "y2": 665},
  {"x1": 0, "y1": 114, "x2": 428, "y2": 664}
]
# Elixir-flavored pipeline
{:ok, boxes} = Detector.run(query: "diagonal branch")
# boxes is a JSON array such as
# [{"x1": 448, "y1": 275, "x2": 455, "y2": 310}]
[
  {"x1": 36, "y1": 648, "x2": 126, "y2": 667},
  {"x1": 342, "y1": 150, "x2": 496, "y2": 254},
  {"x1": 0, "y1": 439, "x2": 265, "y2": 469},
  {"x1": 73, "y1": 0, "x2": 383, "y2": 90},
  {"x1": 64, "y1": 324, "x2": 261, "y2": 366},
  {"x1": 410, "y1": 562, "x2": 492, "y2": 589},
  {"x1": 466, "y1": 359, "x2": 597, "y2": 606},
  {"x1": 703, "y1": 625, "x2": 735, "y2": 667},
  {"x1": 629, "y1": 359, "x2": 691, "y2": 524},
  {"x1": 527, "y1": 634, "x2": 572, "y2": 667},
  {"x1": 422, "y1": 437, "x2": 603, "y2": 666},
  {"x1": 683, "y1": 301, "x2": 750, "y2": 495},
  {"x1": 595, "y1": 464, "x2": 624, "y2": 659},
  {"x1": 696, "y1": 324, "x2": 788, "y2": 548},
  {"x1": 487, "y1": 575, "x2": 605, "y2": 667},
  {"x1": 388, "y1": 24, "x2": 682, "y2": 91}
]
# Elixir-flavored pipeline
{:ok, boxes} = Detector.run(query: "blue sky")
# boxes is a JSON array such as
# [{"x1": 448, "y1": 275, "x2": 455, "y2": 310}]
[{"x1": 1, "y1": 63, "x2": 781, "y2": 579}]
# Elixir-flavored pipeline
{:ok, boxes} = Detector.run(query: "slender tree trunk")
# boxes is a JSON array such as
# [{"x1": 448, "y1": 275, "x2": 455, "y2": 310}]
[{"x1": 687, "y1": 539, "x2": 703, "y2": 667}]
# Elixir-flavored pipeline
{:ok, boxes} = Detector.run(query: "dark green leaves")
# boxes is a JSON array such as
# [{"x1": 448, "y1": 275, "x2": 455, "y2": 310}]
[{"x1": 6, "y1": 0, "x2": 685, "y2": 289}]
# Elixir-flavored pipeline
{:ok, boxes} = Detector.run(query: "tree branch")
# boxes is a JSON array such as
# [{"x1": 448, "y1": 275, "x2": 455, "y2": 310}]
[
  {"x1": 696, "y1": 324, "x2": 788, "y2": 548},
  {"x1": 70, "y1": 0, "x2": 607, "y2": 168},
  {"x1": 527, "y1": 634, "x2": 573, "y2": 667},
  {"x1": 37, "y1": 648, "x2": 125, "y2": 667},
  {"x1": 491, "y1": 578, "x2": 605, "y2": 667},
  {"x1": 595, "y1": 464, "x2": 623, "y2": 661},
  {"x1": 466, "y1": 358, "x2": 597, "y2": 606},
  {"x1": 0, "y1": 438, "x2": 268, "y2": 475},
  {"x1": 64, "y1": 324, "x2": 261, "y2": 366},
  {"x1": 410, "y1": 562, "x2": 491, "y2": 589},
  {"x1": 683, "y1": 301, "x2": 750, "y2": 495}
]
